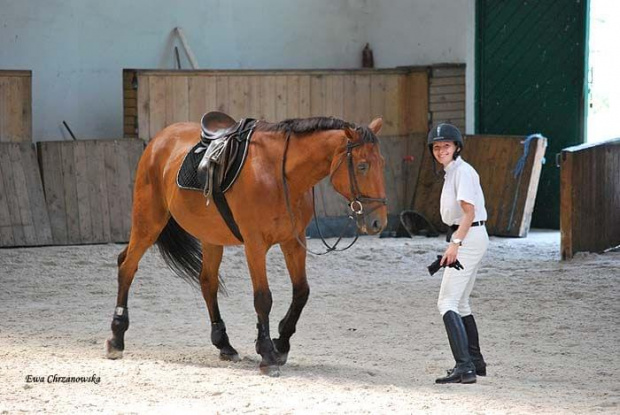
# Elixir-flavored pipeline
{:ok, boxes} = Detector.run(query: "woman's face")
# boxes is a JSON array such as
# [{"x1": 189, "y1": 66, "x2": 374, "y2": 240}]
[{"x1": 432, "y1": 141, "x2": 457, "y2": 167}]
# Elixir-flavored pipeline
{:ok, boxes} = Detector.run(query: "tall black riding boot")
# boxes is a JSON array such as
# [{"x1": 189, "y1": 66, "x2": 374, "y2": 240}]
[
  {"x1": 462, "y1": 314, "x2": 487, "y2": 376},
  {"x1": 435, "y1": 311, "x2": 476, "y2": 384}
]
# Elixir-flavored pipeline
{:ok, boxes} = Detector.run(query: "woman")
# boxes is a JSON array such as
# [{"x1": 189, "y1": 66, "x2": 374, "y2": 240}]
[{"x1": 428, "y1": 123, "x2": 489, "y2": 384}]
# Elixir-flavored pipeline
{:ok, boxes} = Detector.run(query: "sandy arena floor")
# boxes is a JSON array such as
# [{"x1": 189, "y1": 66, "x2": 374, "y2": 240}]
[{"x1": 0, "y1": 230, "x2": 618, "y2": 414}]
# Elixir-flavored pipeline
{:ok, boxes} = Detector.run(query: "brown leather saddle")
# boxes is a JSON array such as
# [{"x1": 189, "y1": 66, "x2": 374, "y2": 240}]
[
  {"x1": 176, "y1": 112, "x2": 257, "y2": 242},
  {"x1": 200, "y1": 111, "x2": 239, "y2": 141}
]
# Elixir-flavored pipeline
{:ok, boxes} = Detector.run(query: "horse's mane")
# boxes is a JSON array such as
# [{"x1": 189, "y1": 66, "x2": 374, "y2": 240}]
[{"x1": 257, "y1": 117, "x2": 376, "y2": 143}]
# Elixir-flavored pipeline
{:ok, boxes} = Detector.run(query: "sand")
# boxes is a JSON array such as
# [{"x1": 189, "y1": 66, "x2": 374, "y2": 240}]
[{"x1": 1, "y1": 230, "x2": 618, "y2": 414}]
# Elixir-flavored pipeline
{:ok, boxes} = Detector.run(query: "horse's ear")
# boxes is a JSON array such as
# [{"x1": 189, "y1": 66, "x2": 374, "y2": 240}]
[
  {"x1": 368, "y1": 117, "x2": 383, "y2": 134},
  {"x1": 344, "y1": 127, "x2": 357, "y2": 140}
]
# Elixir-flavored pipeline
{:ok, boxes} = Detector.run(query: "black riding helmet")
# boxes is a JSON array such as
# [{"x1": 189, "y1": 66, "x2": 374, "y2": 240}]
[{"x1": 427, "y1": 123, "x2": 464, "y2": 160}]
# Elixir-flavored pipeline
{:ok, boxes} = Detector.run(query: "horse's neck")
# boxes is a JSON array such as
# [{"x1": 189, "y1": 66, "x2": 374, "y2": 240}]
[{"x1": 284, "y1": 130, "x2": 345, "y2": 195}]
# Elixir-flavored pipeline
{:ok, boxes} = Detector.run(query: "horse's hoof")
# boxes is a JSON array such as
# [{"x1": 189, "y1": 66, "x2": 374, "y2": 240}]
[
  {"x1": 105, "y1": 339, "x2": 123, "y2": 360},
  {"x1": 274, "y1": 351, "x2": 288, "y2": 366},
  {"x1": 272, "y1": 338, "x2": 289, "y2": 365},
  {"x1": 219, "y1": 352, "x2": 241, "y2": 362},
  {"x1": 260, "y1": 365, "x2": 280, "y2": 377}
]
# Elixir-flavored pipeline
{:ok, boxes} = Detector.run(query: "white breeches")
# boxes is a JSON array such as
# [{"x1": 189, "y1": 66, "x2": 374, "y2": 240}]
[{"x1": 437, "y1": 226, "x2": 489, "y2": 316}]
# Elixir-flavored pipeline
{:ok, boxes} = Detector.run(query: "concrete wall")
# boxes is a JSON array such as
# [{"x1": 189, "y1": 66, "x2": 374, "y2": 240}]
[{"x1": 0, "y1": 0, "x2": 475, "y2": 140}]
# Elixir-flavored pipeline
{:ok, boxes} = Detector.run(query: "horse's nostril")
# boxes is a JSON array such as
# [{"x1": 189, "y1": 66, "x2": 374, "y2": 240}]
[{"x1": 371, "y1": 219, "x2": 381, "y2": 231}]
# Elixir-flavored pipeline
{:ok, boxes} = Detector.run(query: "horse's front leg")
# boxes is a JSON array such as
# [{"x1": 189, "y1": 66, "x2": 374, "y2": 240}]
[
  {"x1": 273, "y1": 238, "x2": 310, "y2": 365},
  {"x1": 199, "y1": 243, "x2": 240, "y2": 362},
  {"x1": 245, "y1": 241, "x2": 280, "y2": 377}
]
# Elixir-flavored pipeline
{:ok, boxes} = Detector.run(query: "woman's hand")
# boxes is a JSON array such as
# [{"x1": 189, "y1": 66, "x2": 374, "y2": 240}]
[{"x1": 441, "y1": 243, "x2": 459, "y2": 266}]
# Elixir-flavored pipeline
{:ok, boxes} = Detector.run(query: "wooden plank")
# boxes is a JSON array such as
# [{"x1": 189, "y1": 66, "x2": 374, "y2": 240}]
[
  {"x1": 286, "y1": 75, "x2": 300, "y2": 119},
  {"x1": 215, "y1": 76, "x2": 229, "y2": 114},
  {"x1": 60, "y1": 142, "x2": 81, "y2": 243},
  {"x1": 148, "y1": 76, "x2": 166, "y2": 140},
  {"x1": 0, "y1": 145, "x2": 26, "y2": 244},
  {"x1": 171, "y1": 76, "x2": 189, "y2": 123},
  {"x1": 324, "y1": 75, "x2": 344, "y2": 119},
  {"x1": 0, "y1": 145, "x2": 16, "y2": 245},
  {"x1": 382, "y1": 75, "x2": 401, "y2": 136},
  {"x1": 310, "y1": 74, "x2": 326, "y2": 117},
  {"x1": 407, "y1": 71, "x2": 429, "y2": 133},
  {"x1": 430, "y1": 84, "x2": 466, "y2": 95},
  {"x1": 275, "y1": 76, "x2": 288, "y2": 121},
  {"x1": 519, "y1": 137, "x2": 547, "y2": 236},
  {"x1": 248, "y1": 76, "x2": 262, "y2": 119},
  {"x1": 342, "y1": 75, "x2": 356, "y2": 124},
  {"x1": 20, "y1": 142, "x2": 52, "y2": 244},
  {"x1": 85, "y1": 141, "x2": 105, "y2": 243},
  {"x1": 103, "y1": 140, "x2": 123, "y2": 241},
  {"x1": 298, "y1": 75, "x2": 311, "y2": 118},
  {"x1": 370, "y1": 74, "x2": 387, "y2": 126},
  {"x1": 430, "y1": 77, "x2": 465, "y2": 87},
  {"x1": 429, "y1": 101, "x2": 465, "y2": 112},
  {"x1": 229, "y1": 75, "x2": 250, "y2": 120},
  {"x1": 73, "y1": 141, "x2": 92, "y2": 242},
  {"x1": 117, "y1": 140, "x2": 134, "y2": 239},
  {"x1": 432, "y1": 66, "x2": 465, "y2": 78},
  {"x1": 560, "y1": 150, "x2": 573, "y2": 259},
  {"x1": 137, "y1": 74, "x2": 150, "y2": 140},
  {"x1": 353, "y1": 74, "x2": 371, "y2": 125},
  {"x1": 39, "y1": 141, "x2": 68, "y2": 244},
  {"x1": 9, "y1": 144, "x2": 37, "y2": 244},
  {"x1": 430, "y1": 93, "x2": 465, "y2": 104},
  {"x1": 259, "y1": 76, "x2": 277, "y2": 122}
]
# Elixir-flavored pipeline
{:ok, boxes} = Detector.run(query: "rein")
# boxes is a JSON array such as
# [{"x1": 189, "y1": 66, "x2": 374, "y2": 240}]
[{"x1": 281, "y1": 129, "x2": 387, "y2": 255}]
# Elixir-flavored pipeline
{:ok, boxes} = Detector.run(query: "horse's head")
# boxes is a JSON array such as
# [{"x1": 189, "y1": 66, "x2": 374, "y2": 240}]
[{"x1": 330, "y1": 117, "x2": 388, "y2": 235}]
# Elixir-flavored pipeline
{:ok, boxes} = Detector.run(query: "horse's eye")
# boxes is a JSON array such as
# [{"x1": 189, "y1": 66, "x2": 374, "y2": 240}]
[{"x1": 357, "y1": 162, "x2": 369, "y2": 173}]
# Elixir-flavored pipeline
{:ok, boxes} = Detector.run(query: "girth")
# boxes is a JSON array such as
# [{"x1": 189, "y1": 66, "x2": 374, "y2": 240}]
[{"x1": 176, "y1": 115, "x2": 257, "y2": 242}]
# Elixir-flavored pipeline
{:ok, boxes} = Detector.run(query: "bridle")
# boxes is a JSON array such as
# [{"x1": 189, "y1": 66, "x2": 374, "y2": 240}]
[{"x1": 281, "y1": 129, "x2": 388, "y2": 255}]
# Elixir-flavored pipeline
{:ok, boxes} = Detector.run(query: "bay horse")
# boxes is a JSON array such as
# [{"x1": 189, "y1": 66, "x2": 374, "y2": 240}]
[{"x1": 105, "y1": 115, "x2": 388, "y2": 376}]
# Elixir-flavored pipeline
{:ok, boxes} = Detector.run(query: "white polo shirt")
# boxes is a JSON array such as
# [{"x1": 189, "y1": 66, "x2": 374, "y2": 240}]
[{"x1": 440, "y1": 157, "x2": 487, "y2": 226}]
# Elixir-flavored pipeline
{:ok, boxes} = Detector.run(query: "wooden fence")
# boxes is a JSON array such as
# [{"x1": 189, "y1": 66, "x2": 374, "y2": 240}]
[
  {"x1": 37, "y1": 139, "x2": 144, "y2": 245},
  {"x1": 413, "y1": 134, "x2": 547, "y2": 237},
  {"x1": 560, "y1": 138, "x2": 620, "y2": 259},
  {"x1": 0, "y1": 142, "x2": 52, "y2": 246},
  {"x1": 122, "y1": 67, "x2": 443, "y2": 223},
  {"x1": 0, "y1": 70, "x2": 32, "y2": 143}
]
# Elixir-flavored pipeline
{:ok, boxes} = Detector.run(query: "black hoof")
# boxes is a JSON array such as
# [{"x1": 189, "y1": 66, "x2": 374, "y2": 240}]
[
  {"x1": 105, "y1": 339, "x2": 123, "y2": 360},
  {"x1": 260, "y1": 365, "x2": 280, "y2": 377},
  {"x1": 219, "y1": 352, "x2": 241, "y2": 362},
  {"x1": 272, "y1": 338, "x2": 290, "y2": 365}
]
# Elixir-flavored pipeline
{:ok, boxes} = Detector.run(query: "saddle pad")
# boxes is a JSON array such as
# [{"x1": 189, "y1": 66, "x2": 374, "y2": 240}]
[
  {"x1": 176, "y1": 120, "x2": 255, "y2": 192},
  {"x1": 177, "y1": 142, "x2": 208, "y2": 191}
]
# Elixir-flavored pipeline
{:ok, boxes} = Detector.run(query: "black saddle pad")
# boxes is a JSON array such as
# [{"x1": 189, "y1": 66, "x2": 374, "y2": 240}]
[
  {"x1": 177, "y1": 119, "x2": 256, "y2": 192},
  {"x1": 177, "y1": 142, "x2": 208, "y2": 191}
]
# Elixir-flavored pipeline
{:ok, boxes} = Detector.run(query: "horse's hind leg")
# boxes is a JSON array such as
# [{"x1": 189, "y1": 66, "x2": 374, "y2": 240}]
[
  {"x1": 199, "y1": 243, "x2": 240, "y2": 362},
  {"x1": 105, "y1": 189, "x2": 168, "y2": 359},
  {"x1": 273, "y1": 238, "x2": 310, "y2": 365}
]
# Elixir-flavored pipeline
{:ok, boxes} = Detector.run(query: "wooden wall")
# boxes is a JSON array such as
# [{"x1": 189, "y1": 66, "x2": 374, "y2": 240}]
[
  {"x1": 429, "y1": 65, "x2": 465, "y2": 133},
  {"x1": 37, "y1": 139, "x2": 144, "y2": 245},
  {"x1": 0, "y1": 71, "x2": 32, "y2": 143},
  {"x1": 412, "y1": 134, "x2": 547, "y2": 237},
  {"x1": 560, "y1": 138, "x2": 620, "y2": 259},
  {"x1": 0, "y1": 143, "x2": 52, "y2": 246},
  {"x1": 124, "y1": 67, "x2": 433, "y2": 218}
]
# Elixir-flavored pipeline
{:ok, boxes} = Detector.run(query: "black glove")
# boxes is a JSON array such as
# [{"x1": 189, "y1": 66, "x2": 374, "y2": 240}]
[{"x1": 427, "y1": 255, "x2": 464, "y2": 276}]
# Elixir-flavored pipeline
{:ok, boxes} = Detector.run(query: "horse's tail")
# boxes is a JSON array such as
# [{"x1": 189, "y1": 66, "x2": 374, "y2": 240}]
[
  {"x1": 155, "y1": 216, "x2": 227, "y2": 293},
  {"x1": 155, "y1": 217, "x2": 202, "y2": 287}
]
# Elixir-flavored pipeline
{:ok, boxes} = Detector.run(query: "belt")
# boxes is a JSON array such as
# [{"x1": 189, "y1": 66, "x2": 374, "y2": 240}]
[
  {"x1": 446, "y1": 221, "x2": 485, "y2": 242},
  {"x1": 449, "y1": 221, "x2": 485, "y2": 231}
]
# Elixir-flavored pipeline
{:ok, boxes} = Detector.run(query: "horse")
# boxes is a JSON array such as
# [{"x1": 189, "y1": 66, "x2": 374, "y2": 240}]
[{"x1": 105, "y1": 115, "x2": 388, "y2": 377}]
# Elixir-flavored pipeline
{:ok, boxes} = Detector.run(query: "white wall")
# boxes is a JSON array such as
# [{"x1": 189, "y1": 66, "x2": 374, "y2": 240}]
[{"x1": 0, "y1": 0, "x2": 475, "y2": 140}]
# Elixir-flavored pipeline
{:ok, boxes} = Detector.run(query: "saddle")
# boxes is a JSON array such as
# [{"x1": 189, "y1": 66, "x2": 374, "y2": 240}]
[{"x1": 177, "y1": 112, "x2": 257, "y2": 242}]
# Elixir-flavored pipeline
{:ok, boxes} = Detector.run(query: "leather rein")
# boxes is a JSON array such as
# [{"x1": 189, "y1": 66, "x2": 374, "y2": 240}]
[{"x1": 281, "y1": 129, "x2": 388, "y2": 255}]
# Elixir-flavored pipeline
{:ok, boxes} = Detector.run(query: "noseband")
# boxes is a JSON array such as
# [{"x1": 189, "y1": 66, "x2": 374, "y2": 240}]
[{"x1": 281, "y1": 130, "x2": 387, "y2": 255}]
